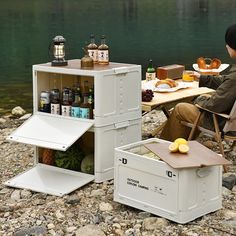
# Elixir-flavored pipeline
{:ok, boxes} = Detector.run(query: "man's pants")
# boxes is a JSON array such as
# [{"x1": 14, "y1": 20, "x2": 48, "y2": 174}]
[{"x1": 160, "y1": 103, "x2": 201, "y2": 142}]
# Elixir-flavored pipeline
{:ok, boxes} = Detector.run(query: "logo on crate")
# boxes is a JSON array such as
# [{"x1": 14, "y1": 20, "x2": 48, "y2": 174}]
[
  {"x1": 119, "y1": 158, "x2": 127, "y2": 164},
  {"x1": 166, "y1": 170, "x2": 176, "y2": 178}
]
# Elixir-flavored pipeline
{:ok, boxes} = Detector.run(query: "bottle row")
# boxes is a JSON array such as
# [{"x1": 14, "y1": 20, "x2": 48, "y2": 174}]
[
  {"x1": 87, "y1": 34, "x2": 109, "y2": 65},
  {"x1": 50, "y1": 34, "x2": 109, "y2": 67},
  {"x1": 39, "y1": 81, "x2": 94, "y2": 119}
]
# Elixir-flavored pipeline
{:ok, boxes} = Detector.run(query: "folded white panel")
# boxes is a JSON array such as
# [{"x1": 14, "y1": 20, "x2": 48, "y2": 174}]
[
  {"x1": 5, "y1": 164, "x2": 94, "y2": 197},
  {"x1": 7, "y1": 112, "x2": 94, "y2": 151}
]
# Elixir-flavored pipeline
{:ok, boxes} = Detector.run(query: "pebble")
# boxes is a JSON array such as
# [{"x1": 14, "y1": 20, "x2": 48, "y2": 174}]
[
  {"x1": 55, "y1": 210, "x2": 65, "y2": 219},
  {"x1": 13, "y1": 226, "x2": 47, "y2": 236},
  {"x1": 66, "y1": 195, "x2": 81, "y2": 204},
  {"x1": 20, "y1": 189, "x2": 32, "y2": 199},
  {"x1": 113, "y1": 223, "x2": 121, "y2": 229},
  {"x1": 67, "y1": 226, "x2": 77, "y2": 233},
  {"x1": 99, "y1": 202, "x2": 113, "y2": 212},
  {"x1": 114, "y1": 228, "x2": 124, "y2": 236},
  {"x1": 76, "y1": 225, "x2": 106, "y2": 236},
  {"x1": 142, "y1": 217, "x2": 168, "y2": 230},
  {"x1": 10, "y1": 190, "x2": 21, "y2": 201},
  {"x1": 19, "y1": 113, "x2": 32, "y2": 120},
  {"x1": 47, "y1": 223, "x2": 55, "y2": 229},
  {"x1": 222, "y1": 186, "x2": 232, "y2": 196},
  {"x1": 0, "y1": 188, "x2": 10, "y2": 195},
  {"x1": 91, "y1": 189, "x2": 105, "y2": 197},
  {"x1": 0, "y1": 117, "x2": 6, "y2": 123},
  {"x1": 11, "y1": 106, "x2": 26, "y2": 117}
]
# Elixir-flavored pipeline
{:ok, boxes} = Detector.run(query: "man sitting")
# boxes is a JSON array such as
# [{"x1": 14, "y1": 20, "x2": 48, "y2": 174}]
[{"x1": 160, "y1": 23, "x2": 236, "y2": 142}]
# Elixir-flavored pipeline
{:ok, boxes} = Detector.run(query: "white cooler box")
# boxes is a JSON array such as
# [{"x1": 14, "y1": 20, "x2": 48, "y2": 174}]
[{"x1": 114, "y1": 138, "x2": 230, "y2": 224}]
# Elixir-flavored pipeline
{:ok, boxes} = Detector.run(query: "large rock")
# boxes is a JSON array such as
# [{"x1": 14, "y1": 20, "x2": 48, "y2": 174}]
[
  {"x1": 76, "y1": 225, "x2": 105, "y2": 236},
  {"x1": 13, "y1": 226, "x2": 47, "y2": 236},
  {"x1": 222, "y1": 174, "x2": 236, "y2": 190},
  {"x1": 11, "y1": 106, "x2": 26, "y2": 117}
]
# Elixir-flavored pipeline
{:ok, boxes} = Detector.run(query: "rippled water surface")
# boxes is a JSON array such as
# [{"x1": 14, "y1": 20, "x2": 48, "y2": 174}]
[{"x1": 0, "y1": 0, "x2": 236, "y2": 114}]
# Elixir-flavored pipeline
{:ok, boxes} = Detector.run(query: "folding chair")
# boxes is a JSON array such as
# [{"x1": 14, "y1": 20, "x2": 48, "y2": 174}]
[{"x1": 181, "y1": 100, "x2": 236, "y2": 172}]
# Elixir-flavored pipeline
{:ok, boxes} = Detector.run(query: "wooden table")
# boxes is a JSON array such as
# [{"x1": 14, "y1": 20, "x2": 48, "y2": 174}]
[
  {"x1": 141, "y1": 80, "x2": 215, "y2": 136},
  {"x1": 142, "y1": 80, "x2": 215, "y2": 112}
]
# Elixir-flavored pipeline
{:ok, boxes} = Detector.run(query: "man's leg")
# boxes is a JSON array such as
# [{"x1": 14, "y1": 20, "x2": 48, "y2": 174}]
[{"x1": 160, "y1": 103, "x2": 201, "y2": 142}]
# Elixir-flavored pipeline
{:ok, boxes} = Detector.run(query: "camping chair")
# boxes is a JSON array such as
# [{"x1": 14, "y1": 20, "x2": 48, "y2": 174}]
[{"x1": 181, "y1": 100, "x2": 236, "y2": 172}]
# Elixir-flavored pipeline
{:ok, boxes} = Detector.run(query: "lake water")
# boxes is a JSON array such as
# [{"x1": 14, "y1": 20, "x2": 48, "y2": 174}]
[{"x1": 0, "y1": 0, "x2": 236, "y2": 114}]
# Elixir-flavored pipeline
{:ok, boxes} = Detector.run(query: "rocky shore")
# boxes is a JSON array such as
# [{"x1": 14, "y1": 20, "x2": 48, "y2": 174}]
[{"x1": 0, "y1": 108, "x2": 236, "y2": 236}]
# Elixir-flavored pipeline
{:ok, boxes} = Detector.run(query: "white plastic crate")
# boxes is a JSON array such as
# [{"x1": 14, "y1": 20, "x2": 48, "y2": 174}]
[
  {"x1": 114, "y1": 138, "x2": 222, "y2": 224},
  {"x1": 5, "y1": 60, "x2": 142, "y2": 196},
  {"x1": 33, "y1": 59, "x2": 142, "y2": 127}
]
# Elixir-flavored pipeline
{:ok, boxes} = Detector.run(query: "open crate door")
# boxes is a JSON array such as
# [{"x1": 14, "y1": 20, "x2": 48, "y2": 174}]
[
  {"x1": 5, "y1": 112, "x2": 95, "y2": 196},
  {"x1": 7, "y1": 112, "x2": 94, "y2": 151},
  {"x1": 5, "y1": 164, "x2": 94, "y2": 197}
]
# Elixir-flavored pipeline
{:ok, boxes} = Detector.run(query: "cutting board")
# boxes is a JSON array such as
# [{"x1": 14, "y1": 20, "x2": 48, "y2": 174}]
[{"x1": 144, "y1": 141, "x2": 231, "y2": 169}]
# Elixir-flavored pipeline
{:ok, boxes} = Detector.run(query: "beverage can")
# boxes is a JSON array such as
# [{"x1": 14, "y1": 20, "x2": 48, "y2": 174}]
[{"x1": 39, "y1": 91, "x2": 50, "y2": 113}]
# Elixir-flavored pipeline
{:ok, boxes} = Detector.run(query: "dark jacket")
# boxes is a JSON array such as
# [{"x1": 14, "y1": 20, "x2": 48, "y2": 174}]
[{"x1": 196, "y1": 67, "x2": 236, "y2": 131}]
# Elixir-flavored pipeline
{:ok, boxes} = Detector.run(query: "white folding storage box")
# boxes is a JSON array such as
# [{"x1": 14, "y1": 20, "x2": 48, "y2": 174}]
[
  {"x1": 5, "y1": 59, "x2": 142, "y2": 196},
  {"x1": 114, "y1": 138, "x2": 229, "y2": 224}
]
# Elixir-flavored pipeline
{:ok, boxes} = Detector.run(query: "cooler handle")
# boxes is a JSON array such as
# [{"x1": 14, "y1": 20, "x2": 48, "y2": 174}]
[
  {"x1": 114, "y1": 121, "x2": 130, "y2": 129},
  {"x1": 114, "y1": 67, "x2": 129, "y2": 75},
  {"x1": 196, "y1": 167, "x2": 211, "y2": 178}
]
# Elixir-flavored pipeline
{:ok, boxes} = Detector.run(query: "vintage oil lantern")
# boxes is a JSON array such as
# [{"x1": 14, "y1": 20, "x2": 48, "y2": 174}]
[{"x1": 51, "y1": 35, "x2": 68, "y2": 66}]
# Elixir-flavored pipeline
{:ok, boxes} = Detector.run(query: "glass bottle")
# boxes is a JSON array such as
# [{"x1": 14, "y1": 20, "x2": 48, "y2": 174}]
[
  {"x1": 79, "y1": 81, "x2": 90, "y2": 119},
  {"x1": 61, "y1": 88, "x2": 71, "y2": 116},
  {"x1": 50, "y1": 88, "x2": 60, "y2": 115},
  {"x1": 146, "y1": 59, "x2": 156, "y2": 81},
  {"x1": 88, "y1": 86, "x2": 94, "y2": 119},
  {"x1": 71, "y1": 91, "x2": 81, "y2": 118},
  {"x1": 98, "y1": 35, "x2": 109, "y2": 65},
  {"x1": 87, "y1": 34, "x2": 98, "y2": 64}
]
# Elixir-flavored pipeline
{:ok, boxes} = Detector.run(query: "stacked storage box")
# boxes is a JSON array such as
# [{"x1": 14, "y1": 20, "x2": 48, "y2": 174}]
[{"x1": 5, "y1": 59, "x2": 142, "y2": 196}]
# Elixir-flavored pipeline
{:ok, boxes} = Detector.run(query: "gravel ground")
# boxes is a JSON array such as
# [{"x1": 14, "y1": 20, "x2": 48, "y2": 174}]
[{"x1": 0, "y1": 111, "x2": 236, "y2": 236}]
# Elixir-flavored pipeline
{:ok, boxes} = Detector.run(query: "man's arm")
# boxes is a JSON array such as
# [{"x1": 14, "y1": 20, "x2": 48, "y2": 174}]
[
  {"x1": 199, "y1": 74, "x2": 224, "y2": 90},
  {"x1": 196, "y1": 75, "x2": 236, "y2": 113}
]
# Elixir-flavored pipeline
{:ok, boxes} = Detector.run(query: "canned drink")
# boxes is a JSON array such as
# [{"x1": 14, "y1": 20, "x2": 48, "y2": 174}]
[{"x1": 39, "y1": 90, "x2": 50, "y2": 113}]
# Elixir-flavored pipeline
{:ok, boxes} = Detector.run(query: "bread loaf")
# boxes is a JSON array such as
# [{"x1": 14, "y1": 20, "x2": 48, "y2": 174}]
[
  {"x1": 197, "y1": 57, "x2": 221, "y2": 69},
  {"x1": 155, "y1": 78, "x2": 178, "y2": 89}
]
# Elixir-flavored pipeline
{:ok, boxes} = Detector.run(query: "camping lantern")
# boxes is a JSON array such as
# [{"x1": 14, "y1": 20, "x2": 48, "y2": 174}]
[{"x1": 51, "y1": 35, "x2": 68, "y2": 66}]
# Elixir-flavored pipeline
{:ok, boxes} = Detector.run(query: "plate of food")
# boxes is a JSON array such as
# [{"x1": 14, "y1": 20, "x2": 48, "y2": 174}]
[
  {"x1": 193, "y1": 57, "x2": 229, "y2": 73},
  {"x1": 144, "y1": 78, "x2": 192, "y2": 93}
]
